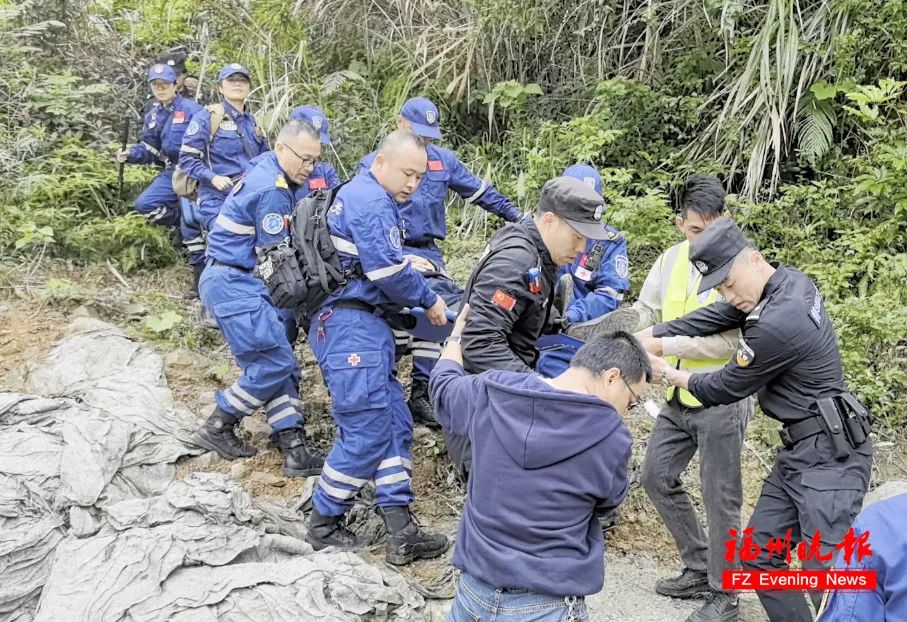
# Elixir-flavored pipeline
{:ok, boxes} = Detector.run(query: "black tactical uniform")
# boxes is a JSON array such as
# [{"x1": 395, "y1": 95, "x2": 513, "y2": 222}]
[
  {"x1": 460, "y1": 220, "x2": 557, "y2": 374},
  {"x1": 653, "y1": 219, "x2": 872, "y2": 622},
  {"x1": 444, "y1": 176, "x2": 611, "y2": 475}
]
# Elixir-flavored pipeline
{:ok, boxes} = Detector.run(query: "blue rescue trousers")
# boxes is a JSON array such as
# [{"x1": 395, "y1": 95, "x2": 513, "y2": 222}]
[
  {"x1": 393, "y1": 242, "x2": 463, "y2": 383},
  {"x1": 135, "y1": 169, "x2": 182, "y2": 228},
  {"x1": 199, "y1": 264, "x2": 304, "y2": 432},
  {"x1": 309, "y1": 306, "x2": 414, "y2": 516}
]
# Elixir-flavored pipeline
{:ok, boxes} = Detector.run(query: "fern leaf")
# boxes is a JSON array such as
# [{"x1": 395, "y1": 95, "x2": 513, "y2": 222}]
[{"x1": 796, "y1": 98, "x2": 835, "y2": 166}]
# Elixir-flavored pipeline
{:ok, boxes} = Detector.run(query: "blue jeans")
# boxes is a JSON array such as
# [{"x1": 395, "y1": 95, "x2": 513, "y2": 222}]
[{"x1": 448, "y1": 573, "x2": 588, "y2": 622}]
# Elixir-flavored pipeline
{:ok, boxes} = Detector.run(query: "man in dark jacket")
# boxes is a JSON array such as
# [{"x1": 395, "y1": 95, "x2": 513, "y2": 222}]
[
  {"x1": 430, "y1": 307, "x2": 649, "y2": 621},
  {"x1": 445, "y1": 176, "x2": 611, "y2": 476}
]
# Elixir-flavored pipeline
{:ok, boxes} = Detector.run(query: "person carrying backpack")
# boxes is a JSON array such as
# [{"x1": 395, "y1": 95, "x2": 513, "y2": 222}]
[{"x1": 177, "y1": 63, "x2": 269, "y2": 300}]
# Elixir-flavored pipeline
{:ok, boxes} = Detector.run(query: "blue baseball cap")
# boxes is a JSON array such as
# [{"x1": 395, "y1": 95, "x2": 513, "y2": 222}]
[
  {"x1": 290, "y1": 105, "x2": 332, "y2": 145},
  {"x1": 218, "y1": 63, "x2": 251, "y2": 81},
  {"x1": 563, "y1": 164, "x2": 603, "y2": 195},
  {"x1": 147, "y1": 63, "x2": 177, "y2": 83},
  {"x1": 399, "y1": 97, "x2": 442, "y2": 140}
]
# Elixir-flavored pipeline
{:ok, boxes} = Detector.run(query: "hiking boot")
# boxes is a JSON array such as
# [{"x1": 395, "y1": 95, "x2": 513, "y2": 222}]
[
  {"x1": 685, "y1": 591, "x2": 739, "y2": 621},
  {"x1": 655, "y1": 567, "x2": 710, "y2": 599},
  {"x1": 199, "y1": 306, "x2": 219, "y2": 329},
  {"x1": 184, "y1": 262, "x2": 204, "y2": 300},
  {"x1": 598, "y1": 506, "x2": 621, "y2": 532},
  {"x1": 407, "y1": 380, "x2": 440, "y2": 429},
  {"x1": 378, "y1": 505, "x2": 449, "y2": 566},
  {"x1": 305, "y1": 507, "x2": 358, "y2": 550},
  {"x1": 566, "y1": 306, "x2": 642, "y2": 342},
  {"x1": 272, "y1": 427, "x2": 324, "y2": 477},
  {"x1": 193, "y1": 407, "x2": 257, "y2": 459}
]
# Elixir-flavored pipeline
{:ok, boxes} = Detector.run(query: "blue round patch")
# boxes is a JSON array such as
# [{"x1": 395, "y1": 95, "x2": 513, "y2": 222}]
[
  {"x1": 388, "y1": 226, "x2": 402, "y2": 249},
  {"x1": 262, "y1": 213, "x2": 284, "y2": 235},
  {"x1": 186, "y1": 120, "x2": 200, "y2": 136},
  {"x1": 615, "y1": 255, "x2": 629, "y2": 279}
]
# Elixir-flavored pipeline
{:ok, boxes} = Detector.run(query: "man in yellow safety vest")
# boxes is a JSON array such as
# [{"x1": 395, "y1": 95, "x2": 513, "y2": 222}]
[{"x1": 631, "y1": 175, "x2": 753, "y2": 622}]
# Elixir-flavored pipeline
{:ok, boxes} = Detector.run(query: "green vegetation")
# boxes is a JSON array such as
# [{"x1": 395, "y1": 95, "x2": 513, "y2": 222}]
[{"x1": 1, "y1": 0, "x2": 904, "y2": 424}]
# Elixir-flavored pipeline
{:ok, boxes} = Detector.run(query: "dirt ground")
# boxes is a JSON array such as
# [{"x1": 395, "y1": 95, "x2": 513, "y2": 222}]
[{"x1": 3, "y1": 258, "x2": 907, "y2": 614}]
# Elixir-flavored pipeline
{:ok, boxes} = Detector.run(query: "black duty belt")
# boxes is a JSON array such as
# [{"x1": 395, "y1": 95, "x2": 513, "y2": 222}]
[
  {"x1": 779, "y1": 416, "x2": 824, "y2": 448},
  {"x1": 207, "y1": 258, "x2": 251, "y2": 273},
  {"x1": 405, "y1": 239, "x2": 435, "y2": 249}
]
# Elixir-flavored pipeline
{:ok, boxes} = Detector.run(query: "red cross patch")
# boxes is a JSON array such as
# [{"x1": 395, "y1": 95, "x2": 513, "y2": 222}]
[
  {"x1": 348, "y1": 353, "x2": 361, "y2": 367},
  {"x1": 491, "y1": 289, "x2": 516, "y2": 312},
  {"x1": 308, "y1": 177, "x2": 327, "y2": 190},
  {"x1": 427, "y1": 160, "x2": 444, "y2": 172}
]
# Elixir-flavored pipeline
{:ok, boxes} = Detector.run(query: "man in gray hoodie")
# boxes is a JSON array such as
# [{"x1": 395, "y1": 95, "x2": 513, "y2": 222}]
[{"x1": 430, "y1": 306, "x2": 649, "y2": 621}]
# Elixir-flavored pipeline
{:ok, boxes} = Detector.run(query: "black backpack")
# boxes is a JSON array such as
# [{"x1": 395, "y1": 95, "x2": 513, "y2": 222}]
[{"x1": 258, "y1": 182, "x2": 360, "y2": 321}]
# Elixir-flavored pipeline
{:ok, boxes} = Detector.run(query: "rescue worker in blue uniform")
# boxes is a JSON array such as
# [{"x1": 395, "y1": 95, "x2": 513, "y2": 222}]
[
  {"x1": 305, "y1": 129, "x2": 451, "y2": 566},
  {"x1": 358, "y1": 97, "x2": 520, "y2": 427},
  {"x1": 117, "y1": 63, "x2": 201, "y2": 231},
  {"x1": 288, "y1": 105, "x2": 342, "y2": 200},
  {"x1": 818, "y1": 492, "x2": 907, "y2": 621},
  {"x1": 178, "y1": 63, "x2": 269, "y2": 295},
  {"x1": 246, "y1": 104, "x2": 343, "y2": 342},
  {"x1": 192, "y1": 119, "x2": 324, "y2": 478},
  {"x1": 558, "y1": 164, "x2": 630, "y2": 327}
]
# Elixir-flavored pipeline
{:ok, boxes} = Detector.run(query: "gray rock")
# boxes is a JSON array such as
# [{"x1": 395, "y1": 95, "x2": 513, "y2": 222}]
[{"x1": 863, "y1": 480, "x2": 907, "y2": 508}]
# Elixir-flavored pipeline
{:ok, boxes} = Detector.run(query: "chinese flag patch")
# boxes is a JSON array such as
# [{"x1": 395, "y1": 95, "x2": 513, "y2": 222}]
[
  {"x1": 491, "y1": 289, "x2": 516, "y2": 311},
  {"x1": 308, "y1": 177, "x2": 327, "y2": 190},
  {"x1": 173, "y1": 110, "x2": 186, "y2": 123},
  {"x1": 427, "y1": 160, "x2": 444, "y2": 171}
]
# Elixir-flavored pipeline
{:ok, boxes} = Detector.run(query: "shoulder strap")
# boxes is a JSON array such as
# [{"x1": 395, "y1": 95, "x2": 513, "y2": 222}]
[{"x1": 206, "y1": 103, "x2": 227, "y2": 142}]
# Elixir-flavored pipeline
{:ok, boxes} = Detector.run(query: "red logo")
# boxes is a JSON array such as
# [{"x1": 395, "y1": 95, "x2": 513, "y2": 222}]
[
  {"x1": 491, "y1": 289, "x2": 516, "y2": 311},
  {"x1": 173, "y1": 110, "x2": 186, "y2": 123},
  {"x1": 427, "y1": 160, "x2": 444, "y2": 172},
  {"x1": 348, "y1": 353, "x2": 361, "y2": 366},
  {"x1": 722, "y1": 528, "x2": 875, "y2": 592},
  {"x1": 308, "y1": 177, "x2": 327, "y2": 190}
]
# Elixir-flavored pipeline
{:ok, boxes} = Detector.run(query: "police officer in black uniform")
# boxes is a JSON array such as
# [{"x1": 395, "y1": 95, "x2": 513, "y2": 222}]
[
  {"x1": 644, "y1": 219, "x2": 873, "y2": 622},
  {"x1": 446, "y1": 176, "x2": 611, "y2": 474}
]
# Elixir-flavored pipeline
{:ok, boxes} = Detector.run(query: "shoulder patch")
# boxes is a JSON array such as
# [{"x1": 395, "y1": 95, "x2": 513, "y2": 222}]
[
  {"x1": 261, "y1": 213, "x2": 285, "y2": 235},
  {"x1": 308, "y1": 176, "x2": 327, "y2": 190},
  {"x1": 330, "y1": 199, "x2": 344, "y2": 216},
  {"x1": 614, "y1": 254, "x2": 629, "y2": 279},
  {"x1": 185, "y1": 120, "x2": 200, "y2": 136},
  {"x1": 735, "y1": 339, "x2": 755, "y2": 368},
  {"x1": 808, "y1": 288, "x2": 823, "y2": 328},
  {"x1": 388, "y1": 226, "x2": 402, "y2": 249},
  {"x1": 275, "y1": 175, "x2": 288, "y2": 190},
  {"x1": 427, "y1": 160, "x2": 444, "y2": 172},
  {"x1": 491, "y1": 289, "x2": 517, "y2": 312}
]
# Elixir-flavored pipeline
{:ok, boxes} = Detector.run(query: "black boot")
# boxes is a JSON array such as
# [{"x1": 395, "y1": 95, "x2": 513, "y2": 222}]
[
  {"x1": 305, "y1": 507, "x2": 358, "y2": 550},
  {"x1": 685, "y1": 591, "x2": 739, "y2": 622},
  {"x1": 407, "y1": 380, "x2": 439, "y2": 428},
  {"x1": 378, "y1": 505, "x2": 449, "y2": 566},
  {"x1": 272, "y1": 427, "x2": 324, "y2": 477},
  {"x1": 193, "y1": 407, "x2": 257, "y2": 459},
  {"x1": 185, "y1": 262, "x2": 203, "y2": 300},
  {"x1": 655, "y1": 567, "x2": 710, "y2": 599}
]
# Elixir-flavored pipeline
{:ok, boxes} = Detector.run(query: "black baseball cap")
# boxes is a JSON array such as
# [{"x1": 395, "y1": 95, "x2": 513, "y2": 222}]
[
  {"x1": 537, "y1": 176, "x2": 609, "y2": 240},
  {"x1": 689, "y1": 218, "x2": 753, "y2": 294}
]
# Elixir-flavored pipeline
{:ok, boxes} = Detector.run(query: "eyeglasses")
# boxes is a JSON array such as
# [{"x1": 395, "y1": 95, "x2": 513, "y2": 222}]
[
  {"x1": 279, "y1": 141, "x2": 319, "y2": 168},
  {"x1": 622, "y1": 377, "x2": 641, "y2": 409}
]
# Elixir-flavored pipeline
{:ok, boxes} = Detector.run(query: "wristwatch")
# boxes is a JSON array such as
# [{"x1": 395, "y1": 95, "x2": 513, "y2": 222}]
[
  {"x1": 660, "y1": 366, "x2": 669, "y2": 385},
  {"x1": 447, "y1": 334, "x2": 462, "y2": 344}
]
